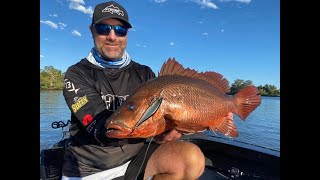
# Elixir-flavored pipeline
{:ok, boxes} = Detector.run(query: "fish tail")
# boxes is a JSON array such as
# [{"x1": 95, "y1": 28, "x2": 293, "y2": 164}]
[{"x1": 234, "y1": 86, "x2": 261, "y2": 120}]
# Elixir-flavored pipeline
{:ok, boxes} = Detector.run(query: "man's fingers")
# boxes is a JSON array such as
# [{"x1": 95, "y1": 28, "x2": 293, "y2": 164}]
[
  {"x1": 154, "y1": 129, "x2": 182, "y2": 144},
  {"x1": 226, "y1": 112, "x2": 233, "y2": 120}
]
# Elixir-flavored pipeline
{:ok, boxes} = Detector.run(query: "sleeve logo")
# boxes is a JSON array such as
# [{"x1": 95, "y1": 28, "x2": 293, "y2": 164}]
[
  {"x1": 82, "y1": 114, "x2": 93, "y2": 126},
  {"x1": 64, "y1": 79, "x2": 80, "y2": 94},
  {"x1": 71, "y1": 95, "x2": 88, "y2": 113}
]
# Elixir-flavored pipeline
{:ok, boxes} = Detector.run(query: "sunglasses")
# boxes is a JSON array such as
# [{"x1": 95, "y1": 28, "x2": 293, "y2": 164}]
[{"x1": 93, "y1": 24, "x2": 128, "y2": 37}]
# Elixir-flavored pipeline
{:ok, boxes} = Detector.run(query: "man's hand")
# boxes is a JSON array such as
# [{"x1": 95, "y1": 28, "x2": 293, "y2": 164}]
[
  {"x1": 154, "y1": 129, "x2": 182, "y2": 144},
  {"x1": 226, "y1": 112, "x2": 233, "y2": 120}
]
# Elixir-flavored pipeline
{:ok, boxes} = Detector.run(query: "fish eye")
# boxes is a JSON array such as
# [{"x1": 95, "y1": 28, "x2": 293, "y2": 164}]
[{"x1": 128, "y1": 104, "x2": 135, "y2": 111}]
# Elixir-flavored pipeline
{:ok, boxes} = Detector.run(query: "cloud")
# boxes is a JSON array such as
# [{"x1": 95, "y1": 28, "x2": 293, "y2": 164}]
[
  {"x1": 40, "y1": 20, "x2": 67, "y2": 30},
  {"x1": 40, "y1": 20, "x2": 58, "y2": 29},
  {"x1": 49, "y1": 14, "x2": 58, "y2": 17},
  {"x1": 221, "y1": 29, "x2": 225, "y2": 32},
  {"x1": 202, "y1": 32, "x2": 208, "y2": 36},
  {"x1": 71, "y1": 30, "x2": 82, "y2": 37},
  {"x1": 40, "y1": 55, "x2": 44, "y2": 58},
  {"x1": 69, "y1": 0, "x2": 84, "y2": 4},
  {"x1": 136, "y1": 44, "x2": 147, "y2": 48},
  {"x1": 169, "y1": 42, "x2": 175, "y2": 46},
  {"x1": 69, "y1": 0, "x2": 94, "y2": 17},
  {"x1": 190, "y1": 0, "x2": 251, "y2": 10},
  {"x1": 58, "y1": 22, "x2": 67, "y2": 30},
  {"x1": 221, "y1": 0, "x2": 251, "y2": 3},
  {"x1": 191, "y1": 0, "x2": 218, "y2": 9},
  {"x1": 154, "y1": 0, "x2": 167, "y2": 3}
]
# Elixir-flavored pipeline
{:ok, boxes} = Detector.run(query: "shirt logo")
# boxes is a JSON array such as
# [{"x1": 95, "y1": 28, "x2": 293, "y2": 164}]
[
  {"x1": 82, "y1": 114, "x2": 93, "y2": 126},
  {"x1": 101, "y1": 93, "x2": 129, "y2": 111},
  {"x1": 71, "y1": 95, "x2": 88, "y2": 113},
  {"x1": 102, "y1": 4, "x2": 124, "y2": 16},
  {"x1": 64, "y1": 79, "x2": 80, "y2": 94}
]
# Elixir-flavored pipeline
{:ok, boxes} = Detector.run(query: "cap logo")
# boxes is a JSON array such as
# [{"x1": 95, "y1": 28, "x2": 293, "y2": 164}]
[{"x1": 102, "y1": 4, "x2": 124, "y2": 16}]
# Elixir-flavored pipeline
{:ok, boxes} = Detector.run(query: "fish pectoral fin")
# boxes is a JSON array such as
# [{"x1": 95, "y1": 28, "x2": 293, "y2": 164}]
[
  {"x1": 209, "y1": 116, "x2": 238, "y2": 138},
  {"x1": 175, "y1": 126, "x2": 196, "y2": 134},
  {"x1": 175, "y1": 124, "x2": 207, "y2": 135},
  {"x1": 181, "y1": 129, "x2": 206, "y2": 135}
]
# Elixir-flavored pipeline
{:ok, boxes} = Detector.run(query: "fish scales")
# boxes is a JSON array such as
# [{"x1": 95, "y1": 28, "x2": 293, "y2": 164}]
[
  {"x1": 105, "y1": 58, "x2": 261, "y2": 138},
  {"x1": 154, "y1": 76, "x2": 234, "y2": 124}
]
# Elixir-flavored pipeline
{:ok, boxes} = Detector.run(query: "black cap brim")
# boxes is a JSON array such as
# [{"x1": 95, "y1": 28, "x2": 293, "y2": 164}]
[{"x1": 94, "y1": 17, "x2": 132, "y2": 28}]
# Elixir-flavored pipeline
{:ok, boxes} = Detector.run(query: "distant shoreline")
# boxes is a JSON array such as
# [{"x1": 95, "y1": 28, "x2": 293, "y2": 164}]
[{"x1": 40, "y1": 89, "x2": 280, "y2": 97}]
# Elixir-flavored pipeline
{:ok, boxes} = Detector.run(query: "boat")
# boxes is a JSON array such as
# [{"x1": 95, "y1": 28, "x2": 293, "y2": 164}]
[
  {"x1": 183, "y1": 134, "x2": 280, "y2": 180},
  {"x1": 40, "y1": 121, "x2": 280, "y2": 180}
]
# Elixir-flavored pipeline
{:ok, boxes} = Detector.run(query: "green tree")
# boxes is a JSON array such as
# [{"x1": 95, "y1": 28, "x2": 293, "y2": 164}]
[
  {"x1": 228, "y1": 79, "x2": 280, "y2": 96},
  {"x1": 40, "y1": 66, "x2": 65, "y2": 90},
  {"x1": 229, "y1": 79, "x2": 253, "y2": 94},
  {"x1": 257, "y1": 84, "x2": 280, "y2": 96}
]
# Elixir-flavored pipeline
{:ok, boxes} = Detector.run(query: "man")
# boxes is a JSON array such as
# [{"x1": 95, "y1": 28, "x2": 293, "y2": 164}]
[{"x1": 62, "y1": 1, "x2": 205, "y2": 179}]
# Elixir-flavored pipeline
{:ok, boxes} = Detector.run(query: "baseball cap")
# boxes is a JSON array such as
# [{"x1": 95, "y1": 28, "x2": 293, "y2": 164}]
[{"x1": 92, "y1": 1, "x2": 132, "y2": 28}]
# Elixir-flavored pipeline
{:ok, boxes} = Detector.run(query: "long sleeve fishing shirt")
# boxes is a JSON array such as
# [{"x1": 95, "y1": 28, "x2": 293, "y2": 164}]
[{"x1": 62, "y1": 58, "x2": 155, "y2": 177}]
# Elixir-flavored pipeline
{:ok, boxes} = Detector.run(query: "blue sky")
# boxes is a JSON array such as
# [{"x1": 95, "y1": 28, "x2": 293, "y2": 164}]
[{"x1": 40, "y1": 0, "x2": 280, "y2": 89}]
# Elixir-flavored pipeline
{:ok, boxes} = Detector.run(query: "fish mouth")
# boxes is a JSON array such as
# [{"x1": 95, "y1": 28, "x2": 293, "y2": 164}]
[{"x1": 105, "y1": 124, "x2": 133, "y2": 138}]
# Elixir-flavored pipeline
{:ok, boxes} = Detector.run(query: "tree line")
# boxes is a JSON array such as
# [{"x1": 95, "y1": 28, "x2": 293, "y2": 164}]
[
  {"x1": 40, "y1": 66, "x2": 280, "y2": 96},
  {"x1": 40, "y1": 66, "x2": 65, "y2": 90},
  {"x1": 228, "y1": 79, "x2": 280, "y2": 96}
]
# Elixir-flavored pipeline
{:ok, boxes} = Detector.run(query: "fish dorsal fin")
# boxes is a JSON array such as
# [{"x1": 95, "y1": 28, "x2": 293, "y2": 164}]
[
  {"x1": 199, "y1": 72, "x2": 230, "y2": 94},
  {"x1": 158, "y1": 58, "x2": 230, "y2": 94},
  {"x1": 159, "y1": 58, "x2": 197, "y2": 77}
]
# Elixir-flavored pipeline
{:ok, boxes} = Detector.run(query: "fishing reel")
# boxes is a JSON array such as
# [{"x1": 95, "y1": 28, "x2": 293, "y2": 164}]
[{"x1": 223, "y1": 167, "x2": 277, "y2": 180}]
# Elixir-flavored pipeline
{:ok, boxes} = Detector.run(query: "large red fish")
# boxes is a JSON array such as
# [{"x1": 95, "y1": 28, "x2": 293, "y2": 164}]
[{"x1": 105, "y1": 58, "x2": 261, "y2": 138}]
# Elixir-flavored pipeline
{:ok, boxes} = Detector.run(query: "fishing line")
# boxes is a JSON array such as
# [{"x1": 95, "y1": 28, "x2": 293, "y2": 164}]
[{"x1": 134, "y1": 128, "x2": 158, "y2": 180}]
